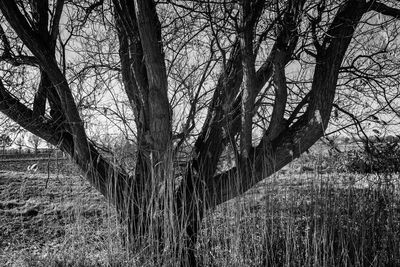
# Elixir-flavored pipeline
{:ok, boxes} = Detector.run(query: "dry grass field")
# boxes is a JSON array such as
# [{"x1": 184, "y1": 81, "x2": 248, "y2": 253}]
[{"x1": 1, "y1": 159, "x2": 400, "y2": 266}]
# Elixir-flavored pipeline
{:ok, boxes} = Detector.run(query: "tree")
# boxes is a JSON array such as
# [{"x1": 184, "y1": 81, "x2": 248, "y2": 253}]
[
  {"x1": 0, "y1": 133, "x2": 11, "y2": 153},
  {"x1": 1, "y1": 0, "x2": 400, "y2": 265},
  {"x1": 28, "y1": 133, "x2": 42, "y2": 154},
  {"x1": 15, "y1": 132, "x2": 25, "y2": 153}
]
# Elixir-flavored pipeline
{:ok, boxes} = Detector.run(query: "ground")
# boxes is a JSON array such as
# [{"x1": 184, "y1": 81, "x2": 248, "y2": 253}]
[
  {"x1": 0, "y1": 163, "x2": 400, "y2": 266},
  {"x1": 0, "y1": 171, "x2": 123, "y2": 266}
]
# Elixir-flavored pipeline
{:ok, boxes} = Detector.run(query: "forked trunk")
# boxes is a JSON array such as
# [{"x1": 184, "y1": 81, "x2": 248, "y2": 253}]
[{"x1": 105, "y1": 151, "x2": 203, "y2": 266}]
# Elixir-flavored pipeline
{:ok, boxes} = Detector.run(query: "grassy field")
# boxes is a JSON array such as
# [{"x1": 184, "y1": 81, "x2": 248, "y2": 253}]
[{"x1": 1, "y1": 163, "x2": 400, "y2": 266}]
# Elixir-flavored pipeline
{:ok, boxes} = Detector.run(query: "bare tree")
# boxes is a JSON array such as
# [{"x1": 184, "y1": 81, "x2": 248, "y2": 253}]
[
  {"x1": 15, "y1": 132, "x2": 25, "y2": 153},
  {"x1": 0, "y1": 133, "x2": 11, "y2": 154},
  {"x1": 28, "y1": 133, "x2": 42, "y2": 154},
  {"x1": 1, "y1": 0, "x2": 400, "y2": 264}
]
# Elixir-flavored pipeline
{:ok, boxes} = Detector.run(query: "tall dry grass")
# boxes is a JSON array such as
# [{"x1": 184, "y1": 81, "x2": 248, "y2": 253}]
[{"x1": 3, "y1": 151, "x2": 400, "y2": 267}]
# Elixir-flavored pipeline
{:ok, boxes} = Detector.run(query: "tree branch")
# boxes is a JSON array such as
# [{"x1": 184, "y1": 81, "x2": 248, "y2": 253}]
[
  {"x1": 0, "y1": 1, "x2": 91, "y2": 162},
  {"x1": 265, "y1": 57, "x2": 288, "y2": 140},
  {"x1": 194, "y1": 0, "x2": 305, "y2": 183},
  {"x1": 0, "y1": 65, "x2": 130, "y2": 215},
  {"x1": 0, "y1": 79, "x2": 58, "y2": 144},
  {"x1": 370, "y1": 2, "x2": 400, "y2": 18},
  {"x1": 50, "y1": 0, "x2": 64, "y2": 48},
  {"x1": 238, "y1": 0, "x2": 265, "y2": 160},
  {"x1": 208, "y1": 0, "x2": 368, "y2": 207},
  {"x1": 134, "y1": 0, "x2": 172, "y2": 155}
]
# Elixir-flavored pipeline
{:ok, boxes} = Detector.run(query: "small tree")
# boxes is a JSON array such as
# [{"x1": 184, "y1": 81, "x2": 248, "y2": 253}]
[
  {"x1": 28, "y1": 134, "x2": 42, "y2": 155},
  {"x1": 0, "y1": 133, "x2": 11, "y2": 154},
  {"x1": 15, "y1": 133, "x2": 25, "y2": 153}
]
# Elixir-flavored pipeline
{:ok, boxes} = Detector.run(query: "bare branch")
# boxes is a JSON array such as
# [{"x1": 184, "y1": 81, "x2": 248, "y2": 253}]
[
  {"x1": 208, "y1": 0, "x2": 368, "y2": 207},
  {"x1": 238, "y1": 0, "x2": 265, "y2": 160},
  {"x1": 50, "y1": 0, "x2": 64, "y2": 48},
  {"x1": 0, "y1": 1, "x2": 91, "y2": 160},
  {"x1": 370, "y1": 2, "x2": 400, "y2": 19}
]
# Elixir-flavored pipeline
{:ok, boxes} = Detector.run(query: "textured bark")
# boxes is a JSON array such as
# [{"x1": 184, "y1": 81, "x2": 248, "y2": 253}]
[
  {"x1": 32, "y1": 71, "x2": 48, "y2": 118},
  {"x1": 194, "y1": 41, "x2": 243, "y2": 180},
  {"x1": 134, "y1": 0, "x2": 171, "y2": 156},
  {"x1": 113, "y1": 0, "x2": 148, "y2": 133},
  {"x1": 267, "y1": 57, "x2": 288, "y2": 140},
  {"x1": 238, "y1": 1, "x2": 261, "y2": 160},
  {"x1": 113, "y1": 1, "x2": 180, "y2": 262}
]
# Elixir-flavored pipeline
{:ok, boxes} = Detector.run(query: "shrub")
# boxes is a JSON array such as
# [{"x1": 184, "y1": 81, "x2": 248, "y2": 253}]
[{"x1": 344, "y1": 138, "x2": 400, "y2": 174}]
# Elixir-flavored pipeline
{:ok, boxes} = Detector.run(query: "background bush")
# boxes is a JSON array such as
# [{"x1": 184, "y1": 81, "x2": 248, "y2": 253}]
[{"x1": 344, "y1": 138, "x2": 400, "y2": 174}]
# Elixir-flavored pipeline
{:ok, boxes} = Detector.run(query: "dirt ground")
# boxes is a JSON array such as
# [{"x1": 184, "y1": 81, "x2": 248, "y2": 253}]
[{"x1": 0, "y1": 171, "x2": 119, "y2": 266}]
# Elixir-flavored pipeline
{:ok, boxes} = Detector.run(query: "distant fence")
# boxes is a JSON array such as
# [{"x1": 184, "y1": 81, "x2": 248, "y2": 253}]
[
  {"x1": 0, "y1": 157, "x2": 80, "y2": 175},
  {"x1": 0, "y1": 148, "x2": 80, "y2": 175},
  {"x1": 0, "y1": 149, "x2": 66, "y2": 160}
]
